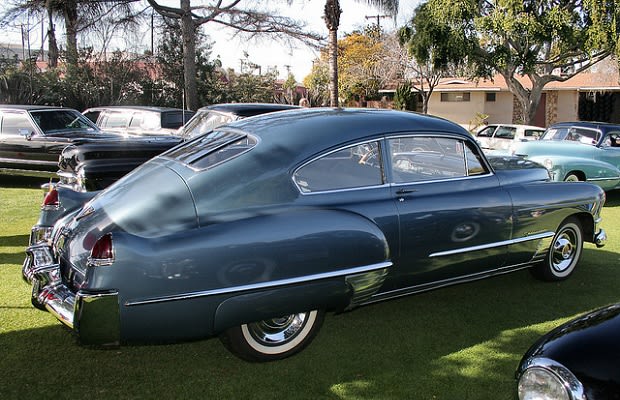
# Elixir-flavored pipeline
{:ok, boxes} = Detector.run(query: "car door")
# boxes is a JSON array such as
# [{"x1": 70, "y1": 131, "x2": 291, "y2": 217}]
[
  {"x1": 0, "y1": 109, "x2": 53, "y2": 171},
  {"x1": 599, "y1": 131, "x2": 620, "y2": 169},
  {"x1": 384, "y1": 134, "x2": 514, "y2": 291}
]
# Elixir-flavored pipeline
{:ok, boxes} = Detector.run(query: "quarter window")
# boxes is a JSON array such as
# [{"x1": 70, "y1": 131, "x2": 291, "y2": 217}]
[{"x1": 294, "y1": 142, "x2": 383, "y2": 193}]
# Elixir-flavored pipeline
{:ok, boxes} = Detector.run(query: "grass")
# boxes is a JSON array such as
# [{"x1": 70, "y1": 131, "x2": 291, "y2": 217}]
[{"x1": 1, "y1": 176, "x2": 619, "y2": 400}]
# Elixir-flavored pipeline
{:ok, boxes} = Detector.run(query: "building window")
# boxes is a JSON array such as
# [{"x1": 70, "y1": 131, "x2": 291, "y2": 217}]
[
  {"x1": 440, "y1": 92, "x2": 470, "y2": 102},
  {"x1": 485, "y1": 92, "x2": 496, "y2": 102}
]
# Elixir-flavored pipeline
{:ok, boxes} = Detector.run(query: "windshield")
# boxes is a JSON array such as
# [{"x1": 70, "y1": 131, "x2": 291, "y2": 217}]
[
  {"x1": 541, "y1": 126, "x2": 601, "y2": 145},
  {"x1": 179, "y1": 110, "x2": 235, "y2": 140},
  {"x1": 31, "y1": 109, "x2": 98, "y2": 134}
]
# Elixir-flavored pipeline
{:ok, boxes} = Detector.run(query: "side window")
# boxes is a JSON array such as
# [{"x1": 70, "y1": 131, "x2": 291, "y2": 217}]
[
  {"x1": 567, "y1": 128, "x2": 599, "y2": 145},
  {"x1": 389, "y1": 136, "x2": 486, "y2": 183},
  {"x1": 294, "y1": 142, "x2": 383, "y2": 193},
  {"x1": 494, "y1": 126, "x2": 516, "y2": 139},
  {"x1": 0, "y1": 112, "x2": 36, "y2": 136},
  {"x1": 101, "y1": 112, "x2": 130, "y2": 129},
  {"x1": 476, "y1": 126, "x2": 495, "y2": 137},
  {"x1": 524, "y1": 129, "x2": 543, "y2": 139}
]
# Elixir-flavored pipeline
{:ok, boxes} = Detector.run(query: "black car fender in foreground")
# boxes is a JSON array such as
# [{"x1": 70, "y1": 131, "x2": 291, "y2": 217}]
[{"x1": 516, "y1": 303, "x2": 620, "y2": 400}]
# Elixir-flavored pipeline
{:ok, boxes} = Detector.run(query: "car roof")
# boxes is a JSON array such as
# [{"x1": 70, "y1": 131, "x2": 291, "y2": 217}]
[
  {"x1": 486, "y1": 124, "x2": 545, "y2": 129},
  {"x1": 202, "y1": 103, "x2": 301, "y2": 118},
  {"x1": 83, "y1": 106, "x2": 193, "y2": 113},
  {"x1": 0, "y1": 104, "x2": 75, "y2": 112},
  {"x1": 226, "y1": 108, "x2": 468, "y2": 162},
  {"x1": 550, "y1": 121, "x2": 620, "y2": 131}
]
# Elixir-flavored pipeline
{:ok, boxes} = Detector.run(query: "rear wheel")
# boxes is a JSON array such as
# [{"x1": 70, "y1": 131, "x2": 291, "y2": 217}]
[
  {"x1": 564, "y1": 173, "x2": 582, "y2": 182},
  {"x1": 530, "y1": 218, "x2": 583, "y2": 281},
  {"x1": 220, "y1": 310, "x2": 325, "y2": 362}
]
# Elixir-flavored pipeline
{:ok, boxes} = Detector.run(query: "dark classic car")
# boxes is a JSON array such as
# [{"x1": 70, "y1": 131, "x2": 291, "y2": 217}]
[
  {"x1": 516, "y1": 303, "x2": 620, "y2": 399},
  {"x1": 82, "y1": 106, "x2": 195, "y2": 136},
  {"x1": 0, "y1": 105, "x2": 118, "y2": 177},
  {"x1": 23, "y1": 108, "x2": 607, "y2": 362},
  {"x1": 58, "y1": 103, "x2": 300, "y2": 190}
]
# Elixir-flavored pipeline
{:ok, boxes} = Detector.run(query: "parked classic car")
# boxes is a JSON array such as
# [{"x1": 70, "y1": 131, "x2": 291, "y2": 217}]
[
  {"x1": 58, "y1": 103, "x2": 300, "y2": 190},
  {"x1": 0, "y1": 105, "x2": 119, "y2": 177},
  {"x1": 23, "y1": 108, "x2": 607, "y2": 362},
  {"x1": 475, "y1": 123, "x2": 545, "y2": 152},
  {"x1": 82, "y1": 106, "x2": 195, "y2": 136},
  {"x1": 516, "y1": 303, "x2": 620, "y2": 399},
  {"x1": 511, "y1": 121, "x2": 620, "y2": 191}
]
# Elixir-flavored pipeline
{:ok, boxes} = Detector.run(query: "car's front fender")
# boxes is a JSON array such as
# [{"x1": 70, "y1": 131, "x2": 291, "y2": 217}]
[{"x1": 529, "y1": 155, "x2": 620, "y2": 185}]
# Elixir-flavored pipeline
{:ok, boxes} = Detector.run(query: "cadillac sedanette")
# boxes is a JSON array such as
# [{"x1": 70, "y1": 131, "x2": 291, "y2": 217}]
[{"x1": 23, "y1": 108, "x2": 606, "y2": 361}]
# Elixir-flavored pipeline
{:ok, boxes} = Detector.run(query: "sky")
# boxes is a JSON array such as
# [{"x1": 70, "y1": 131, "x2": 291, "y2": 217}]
[{"x1": 1, "y1": 0, "x2": 418, "y2": 81}]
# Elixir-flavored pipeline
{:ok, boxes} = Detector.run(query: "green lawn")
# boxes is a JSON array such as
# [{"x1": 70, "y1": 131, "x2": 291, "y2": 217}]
[{"x1": 1, "y1": 177, "x2": 619, "y2": 400}]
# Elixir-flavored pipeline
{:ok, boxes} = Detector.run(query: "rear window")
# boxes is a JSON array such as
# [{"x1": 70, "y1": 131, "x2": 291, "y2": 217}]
[{"x1": 164, "y1": 130, "x2": 256, "y2": 170}]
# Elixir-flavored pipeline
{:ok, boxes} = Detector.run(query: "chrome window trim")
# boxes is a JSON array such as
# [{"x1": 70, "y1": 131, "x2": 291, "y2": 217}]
[
  {"x1": 125, "y1": 261, "x2": 393, "y2": 307},
  {"x1": 389, "y1": 171, "x2": 494, "y2": 188},
  {"x1": 429, "y1": 231, "x2": 555, "y2": 257}
]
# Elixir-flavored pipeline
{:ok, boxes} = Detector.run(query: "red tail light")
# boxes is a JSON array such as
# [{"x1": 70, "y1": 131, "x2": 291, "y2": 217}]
[
  {"x1": 89, "y1": 234, "x2": 114, "y2": 266},
  {"x1": 42, "y1": 188, "x2": 59, "y2": 207}
]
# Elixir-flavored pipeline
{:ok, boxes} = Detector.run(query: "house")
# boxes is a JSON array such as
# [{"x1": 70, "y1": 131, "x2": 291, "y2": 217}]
[{"x1": 427, "y1": 62, "x2": 620, "y2": 130}]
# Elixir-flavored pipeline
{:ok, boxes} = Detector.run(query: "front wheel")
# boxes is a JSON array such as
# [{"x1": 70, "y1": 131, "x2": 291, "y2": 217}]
[
  {"x1": 564, "y1": 173, "x2": 582, "y2": 182},
  {"x1": 220, "y1": 310, "x2": 325, "y2": 362},
  {"x1": 530, "y1": 218, "x2": 583, "y2": 281}
]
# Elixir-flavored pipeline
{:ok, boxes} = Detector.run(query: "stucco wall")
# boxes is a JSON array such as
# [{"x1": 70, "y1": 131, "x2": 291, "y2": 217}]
[
  {"x1": 428, "y1": 92, "x2": 486, "y2": 129},
  {"x1": 555, "y1": 91, "x2": 579, "y2": 122},
  {"x1": 483, "y1": 92, "x2": 513, "y2": 124}
]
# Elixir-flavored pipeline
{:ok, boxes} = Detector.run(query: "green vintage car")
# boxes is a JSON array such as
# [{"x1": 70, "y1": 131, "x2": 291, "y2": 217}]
[{"x1": 511, "y1": 121, "x2": 620, "y2": 191}]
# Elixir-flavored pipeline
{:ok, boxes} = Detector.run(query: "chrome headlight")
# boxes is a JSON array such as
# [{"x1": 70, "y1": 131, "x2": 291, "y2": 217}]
[
  {"x1": 517, "y1": 358, "x2": 585, "y2": 400},
  {"x1": 543, "y1": 158, "x2": 554, "y2": 170}
]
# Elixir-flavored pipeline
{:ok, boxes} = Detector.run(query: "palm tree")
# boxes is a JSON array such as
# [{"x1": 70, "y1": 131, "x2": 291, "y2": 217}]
[{"x1": 323, "y1": 0, "x2": 398, "y2": 107}]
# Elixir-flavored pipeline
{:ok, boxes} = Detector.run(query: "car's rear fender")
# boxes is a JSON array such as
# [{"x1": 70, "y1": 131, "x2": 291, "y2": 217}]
[
  {"x1": 36, "y1": 184, "x2": 99, "y2": 228},
  {"x1": 90, "y1": 209, "x2": 391, "y2": 339}
]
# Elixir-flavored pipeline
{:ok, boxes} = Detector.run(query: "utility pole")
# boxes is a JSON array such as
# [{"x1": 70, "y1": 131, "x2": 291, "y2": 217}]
[{"x1": 365, "y1": 14, "x2": 390, "y2": 29}]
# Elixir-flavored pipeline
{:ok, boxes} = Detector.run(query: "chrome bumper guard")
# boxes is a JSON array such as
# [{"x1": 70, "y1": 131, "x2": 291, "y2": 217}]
[
  {"x1": 23, "y1": 245, "x2": 120, "y2": 346},
  {"x1": 594, "y1": 228, "x2": 607, "y2": 248}
]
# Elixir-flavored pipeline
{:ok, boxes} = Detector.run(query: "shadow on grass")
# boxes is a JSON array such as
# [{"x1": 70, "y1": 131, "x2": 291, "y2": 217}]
[
  {"x1": 1, "y1": 247, "x2": 618, "y2": 400},
  {"x1": 604, "y1": 190, "x2": 620, "y2": 207},
  {"x1": 0, "y1": 176, "x2": 49, "y2": 189}
]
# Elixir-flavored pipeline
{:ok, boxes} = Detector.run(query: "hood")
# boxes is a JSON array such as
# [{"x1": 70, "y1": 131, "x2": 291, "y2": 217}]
[
  {"x1": 59, "y1": 135, "x2": 183, "y2": 171},
  {"x1": 519, "y1": 303, "x2": 620, "y2": 398},
  {"x1": 486, "y1": 155, "x2": 550, "y2": 185},
  {"x1": 511, "y1": 139, "x2": 599, "y2": 157}
]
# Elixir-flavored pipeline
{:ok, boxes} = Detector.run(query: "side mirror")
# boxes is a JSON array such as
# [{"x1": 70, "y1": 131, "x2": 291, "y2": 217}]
[{"x1": 18, "y1": 128, "x2": 33, "y2": 140}]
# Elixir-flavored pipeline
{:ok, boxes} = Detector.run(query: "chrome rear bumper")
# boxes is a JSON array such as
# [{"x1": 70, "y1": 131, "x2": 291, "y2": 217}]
[
  {"x1": 594, "y1": 228, "x2": 607, "y2": 248},
  {"x1": 23, "y1": 245, "x2": 120, "y2": 345}
]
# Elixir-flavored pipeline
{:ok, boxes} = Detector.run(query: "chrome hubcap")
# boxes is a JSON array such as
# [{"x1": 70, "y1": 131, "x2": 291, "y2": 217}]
[
  {"x1": 552, "y1": 231, "x2": 576, "y2": 272},
  {"x1": 246, "y1": 313, "x2": 308, "y2": 346}
]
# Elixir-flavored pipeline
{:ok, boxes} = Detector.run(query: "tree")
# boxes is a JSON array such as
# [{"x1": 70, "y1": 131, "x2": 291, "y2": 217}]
[
  {"x1": 398, "y1": 2, "x2": 470, "y2": 114},
  {"x1": 155, "y1": 17, "x2": 224, "y2": 108},
  {"x1": 428, "y1": 0, "x2": 620, "y2": 124},
  {"x1": 323, "y1": 0, "x2": 399, "y2": 107},
  {"x1": 146, "y1": 0, "x2": 320, "y2": 111},
  {"x1": 337, "y1": 29, "x2": 384, "y2": 104},
  {"x1": 303, "y1": 57, "x2": 330, "y2": 106},
  {"x1": 1, "y1": 0, "x2": 138, "y2": 69}
]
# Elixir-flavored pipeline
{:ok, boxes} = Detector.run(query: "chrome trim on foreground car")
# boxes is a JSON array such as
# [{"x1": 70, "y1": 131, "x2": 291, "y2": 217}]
[
  {"x1": 123, "y1": 262, "x2": 392, "y2": 307},
  {"x1": 517, "y1": 357, "x2": 585, "y2": 400}
]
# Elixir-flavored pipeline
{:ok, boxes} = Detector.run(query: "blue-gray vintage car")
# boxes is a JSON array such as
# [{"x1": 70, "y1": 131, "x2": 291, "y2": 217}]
[
  {"x1": 23, "y1": 108, "x2": 607, "y2": 361},
  {"x1": 511, "y1": 121, "x2": 620, "y2": 191}
]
